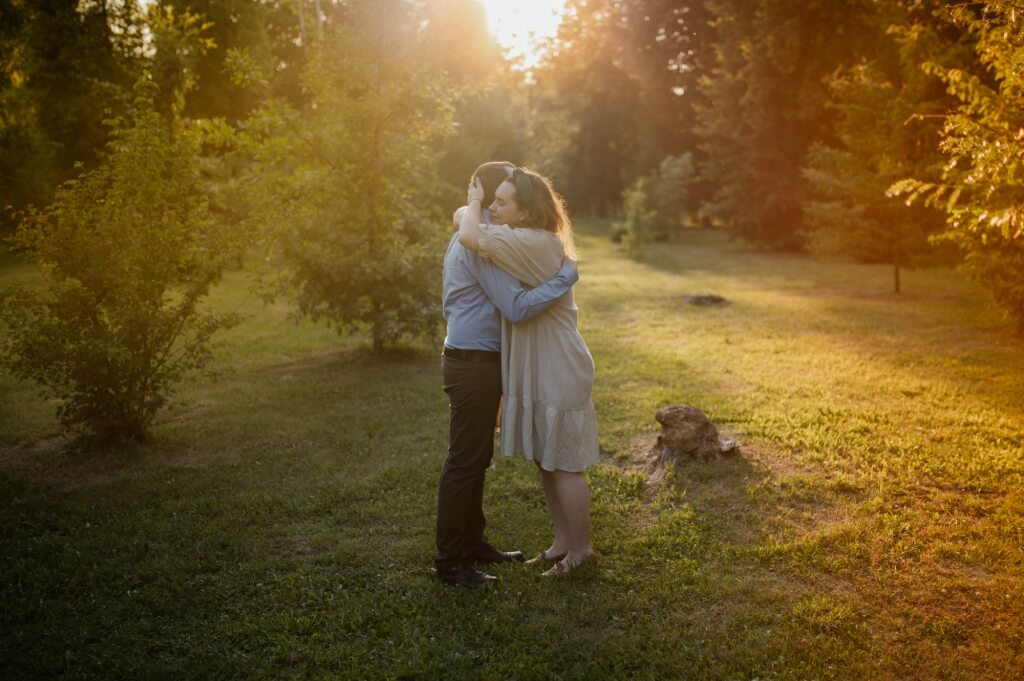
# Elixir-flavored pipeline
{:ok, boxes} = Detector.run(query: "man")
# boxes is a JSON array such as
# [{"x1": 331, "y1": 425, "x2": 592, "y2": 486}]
[{"x1": 436, "y1": 161, "x2": 577, "y2": 589}]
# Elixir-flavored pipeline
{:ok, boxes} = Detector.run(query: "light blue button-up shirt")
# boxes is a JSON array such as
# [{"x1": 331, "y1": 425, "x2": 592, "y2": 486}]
[{"x1": 442, "y1": 229, "x2": 577, "y2": 352}]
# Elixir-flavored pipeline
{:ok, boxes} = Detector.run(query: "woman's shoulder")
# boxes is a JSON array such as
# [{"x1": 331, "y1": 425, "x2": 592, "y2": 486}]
[
  {"x1": 514, "y1": 225, "x2": 560, "y2": 242},
  {"x1": 481, "y1": 223, "x2": 560, "y2": 247}
]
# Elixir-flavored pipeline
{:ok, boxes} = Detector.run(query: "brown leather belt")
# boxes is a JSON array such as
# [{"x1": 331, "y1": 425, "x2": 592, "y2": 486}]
[{"x1": 442, "y1": 346, "x2": 501, "y2": 363}]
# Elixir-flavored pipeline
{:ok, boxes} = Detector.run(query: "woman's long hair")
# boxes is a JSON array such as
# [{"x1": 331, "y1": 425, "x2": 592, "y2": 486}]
[{"x1": 504, "y1": 167, "x2": 577, "y2": 260}]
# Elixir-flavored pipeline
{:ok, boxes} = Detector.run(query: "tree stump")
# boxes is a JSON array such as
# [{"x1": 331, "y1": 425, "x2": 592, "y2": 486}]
[{"x1": 650, "y1": 405, "x2": 739, "y2": 471}]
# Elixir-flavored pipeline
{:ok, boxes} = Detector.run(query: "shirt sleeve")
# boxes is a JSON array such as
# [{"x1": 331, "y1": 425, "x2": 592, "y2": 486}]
[{"x1": 465, "y1": 251, "x2": 577, "y2": 324}]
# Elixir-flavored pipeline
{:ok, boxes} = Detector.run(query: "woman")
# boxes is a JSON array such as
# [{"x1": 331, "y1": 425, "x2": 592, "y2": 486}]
[{"x1": 458, "y1": 166, "x2": 599, "y2": 576}]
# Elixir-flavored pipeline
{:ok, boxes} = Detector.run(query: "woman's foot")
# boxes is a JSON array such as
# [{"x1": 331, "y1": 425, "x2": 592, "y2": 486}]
[
  {"x1": 524, "y1": 548, "x2": 567, "y2": 565},
  {"x1": 540, "y1": 551, "x2": 598, "y2": 577}
]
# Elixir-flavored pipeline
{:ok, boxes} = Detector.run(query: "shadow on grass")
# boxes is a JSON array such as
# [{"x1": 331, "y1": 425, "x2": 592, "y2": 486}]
[{"x1": 0, "y1": 342, "x2": 447, "y2": 492}]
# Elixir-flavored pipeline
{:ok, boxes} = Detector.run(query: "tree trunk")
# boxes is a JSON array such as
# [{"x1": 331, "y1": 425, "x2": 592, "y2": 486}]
[
  {"x1": 893, "y1": 222, "x2": 901, "y2": 294},
  {"x1": 367, "y1": 43, "x2": 385, "y2": 352},
  {"x1": 313, "y1": 0, "x2": 324, "y2": 41}
]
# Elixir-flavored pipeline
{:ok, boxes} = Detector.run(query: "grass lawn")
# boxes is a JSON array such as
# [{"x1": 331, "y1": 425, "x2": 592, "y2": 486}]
[{"x1": 1, "y1": 221, "x2": 1022, "y2": 680}]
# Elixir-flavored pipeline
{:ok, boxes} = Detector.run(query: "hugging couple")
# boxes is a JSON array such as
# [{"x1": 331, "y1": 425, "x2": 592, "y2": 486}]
[{"x1": 435, "y1": 161, "x2": 599, "y2": 589}]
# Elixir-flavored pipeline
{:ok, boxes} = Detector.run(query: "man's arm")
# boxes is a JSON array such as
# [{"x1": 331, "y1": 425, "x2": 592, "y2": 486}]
[
  {"x1": 458, "y1": 178, "x2": 486, "y2": 252},
  {"x1": 467, "y1": 253, "x2": 578, "y2": 324}
]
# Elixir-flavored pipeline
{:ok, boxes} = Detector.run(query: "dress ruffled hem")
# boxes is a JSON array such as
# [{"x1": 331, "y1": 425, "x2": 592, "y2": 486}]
[{"x1": 498, "y1": 396, "x2": 600, "y2": 472}]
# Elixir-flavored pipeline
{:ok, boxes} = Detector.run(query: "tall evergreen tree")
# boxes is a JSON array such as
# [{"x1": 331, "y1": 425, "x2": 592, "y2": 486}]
[
  {"x1": 801, "y1": 1, "x2": 973, "y2": 291},
  {"x1": 696, "y1": 0, "x2": 879, "y2": 248}
]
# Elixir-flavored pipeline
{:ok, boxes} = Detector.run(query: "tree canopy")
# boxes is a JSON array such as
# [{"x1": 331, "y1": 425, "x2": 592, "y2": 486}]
[{"x1": 2, "y1": 0, "x2": 1023, "y2": 374}]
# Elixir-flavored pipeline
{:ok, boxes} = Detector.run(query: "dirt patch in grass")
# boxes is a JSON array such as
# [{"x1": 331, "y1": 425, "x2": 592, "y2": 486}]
[{"x1": 271, "y1": 533, "x2": 324, "y2": 561}]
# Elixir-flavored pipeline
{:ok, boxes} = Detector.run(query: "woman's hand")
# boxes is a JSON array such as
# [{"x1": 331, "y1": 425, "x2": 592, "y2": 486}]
[
  {"x1": 458, "y1": 178, "x2": 486, "y2": 252},
  {"x1": 458, "y1": 177, "x2": 488, "y2": 252},
  {"x1": 467, "y1": 177, "x2": 485, "y2": 207}
]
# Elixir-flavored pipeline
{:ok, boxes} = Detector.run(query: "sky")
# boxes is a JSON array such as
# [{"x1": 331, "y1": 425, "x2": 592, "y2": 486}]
[{"x1": 476, "y1": 0, "x2": 567, "y2": 70}]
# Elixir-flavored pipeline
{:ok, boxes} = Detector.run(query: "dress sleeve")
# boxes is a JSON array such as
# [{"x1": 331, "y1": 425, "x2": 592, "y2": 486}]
[
  {"x1": 476, "y1": 223, "x2": 515, "y2": 264},
  {"x1": 477, "y1": 223, "x2": 539, "y2": 284}
]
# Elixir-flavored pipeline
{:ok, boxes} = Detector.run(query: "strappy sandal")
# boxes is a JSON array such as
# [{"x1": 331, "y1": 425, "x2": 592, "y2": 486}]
[
  {"x1": 525, "y1": 550, "x2": 567, "y2": 565},
  {"x1": 541, "y1": 552, "x2": 598, "y2": 577}
]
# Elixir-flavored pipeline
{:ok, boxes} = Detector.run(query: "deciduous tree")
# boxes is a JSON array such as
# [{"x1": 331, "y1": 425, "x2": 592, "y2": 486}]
[
  {"x1": 241, "y1": 0, "x2": 455, "y2": 352},
  {"x1": 890, "y1": 0, "x2": 1024, "y2": 329}
]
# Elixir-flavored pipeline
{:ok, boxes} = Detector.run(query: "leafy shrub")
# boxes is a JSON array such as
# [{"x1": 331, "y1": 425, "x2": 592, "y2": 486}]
[
  {"x1": 616, "y1": 153, "x2": 698, "y2": 258},
  {"x1": 616, "y1": 176, "x2": 659, "y2": 258},
  {"x1": 1, "y1": 85, "x2": 241, "y2": 441}
]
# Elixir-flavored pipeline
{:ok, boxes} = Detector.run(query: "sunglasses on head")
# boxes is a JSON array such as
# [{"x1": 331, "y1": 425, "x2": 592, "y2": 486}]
[{"x1": 512, "y1": 167, "x2": 534, "y2": 206}]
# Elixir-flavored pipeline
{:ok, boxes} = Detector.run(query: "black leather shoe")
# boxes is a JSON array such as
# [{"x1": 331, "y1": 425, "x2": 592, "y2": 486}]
[
  {"x1": 470, "y1": 546, "x2": 527, "y2": 565},
  {"x1": 437, "y1": 564, "x2": 498, "y2": 589}
]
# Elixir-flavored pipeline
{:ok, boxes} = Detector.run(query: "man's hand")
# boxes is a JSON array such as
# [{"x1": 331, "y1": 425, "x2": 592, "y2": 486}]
[{"x1": 453, "y1": 206, "x2": 467, "y2": 229}]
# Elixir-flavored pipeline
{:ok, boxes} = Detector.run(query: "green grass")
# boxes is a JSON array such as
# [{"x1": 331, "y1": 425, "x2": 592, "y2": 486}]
[{"x1": 2, "y1": 222, "x2": 1022, "y2": 680}]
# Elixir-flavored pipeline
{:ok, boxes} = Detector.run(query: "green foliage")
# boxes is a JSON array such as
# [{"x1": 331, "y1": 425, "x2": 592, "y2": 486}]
[
  {"x1": 653, "y1": 153, "x2": 700, "y2": 235},
  {"x1": 615, "y1": 153, "x2": 699, "y2": 257},
  {"x1": 889, "y1": 1, "x2": 1024, "y2": 329},
  {"x1": 532, "y1": 55, "x2": 641, "y2": 216},
  {"x1": 800, "y1": 2, "x2": 964, "y2": 287},
  {"x1": 161, "y1": 0, "x2": 303, "y2": 121},
  {"x1": 0, "y1": 84, "x2": 242, "y2": 441},
  {"x1": 0, "y1": 0, "x2": 142, "y2": 231},
  {"x1": 533, "y1": 1, "x2": 715, "y2": 216},
  {"x1": 0, "y1": 82, "x2": 59, "y2": 215},
  {"x1": 696, "y1": 0, "x2": 881, "y2": 248},
  {"x1": 422, "y1": 0, "x2": 528, "y2": 202},
  {"x1": 617, "y1": 176, "x2": 658, "y2": 258},
  {"x1": 239, "y1": 0, "x2": 455, "y2": 352},
  {"x1": 144, "y1": 3, "x2": 216, "y2": 122}
]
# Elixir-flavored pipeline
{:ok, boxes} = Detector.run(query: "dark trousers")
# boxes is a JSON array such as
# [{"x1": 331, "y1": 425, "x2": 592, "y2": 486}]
[{"x1": 435, "y1": 355, "x2": 502, "y2": 572}]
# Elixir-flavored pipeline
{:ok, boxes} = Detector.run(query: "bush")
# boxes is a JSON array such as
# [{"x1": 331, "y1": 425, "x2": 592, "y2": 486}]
[
  {"x1": 616, "y1": 176, "x2": 659, "y2": 258},
  {"x1": 615, "y1": 153, "x2": 699, "y2": 258},
  {"x1": 0, "y1": 86, "x2": 241, "y2": 441}
]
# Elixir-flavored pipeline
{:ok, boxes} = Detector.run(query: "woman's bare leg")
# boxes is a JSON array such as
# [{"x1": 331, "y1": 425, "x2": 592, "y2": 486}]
[
  {"x1": 538, "y1": 466, "x2": 571, "y2": 558},
  {"x1": 551, "y1": 469, "x2": 594, "y2": 565}
]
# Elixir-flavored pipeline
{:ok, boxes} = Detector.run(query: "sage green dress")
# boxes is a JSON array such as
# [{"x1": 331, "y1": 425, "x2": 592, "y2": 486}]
[{"x1": 477, "y1": 223, "x2": 600, "y2": 472}]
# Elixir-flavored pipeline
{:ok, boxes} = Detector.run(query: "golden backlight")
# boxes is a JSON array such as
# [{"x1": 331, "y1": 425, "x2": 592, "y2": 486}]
[{"x1": 477, "y1": 0, "x2": 566, "y2": 69}]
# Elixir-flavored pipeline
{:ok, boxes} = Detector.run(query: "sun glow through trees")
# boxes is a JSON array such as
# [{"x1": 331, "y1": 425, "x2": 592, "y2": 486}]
[{"x1": 477, "y1": 0, "x2": 566, "y2": 69}]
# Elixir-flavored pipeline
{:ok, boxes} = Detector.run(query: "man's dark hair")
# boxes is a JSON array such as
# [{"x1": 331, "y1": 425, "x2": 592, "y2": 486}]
[{"x1": 472, "y1": 161, "x2": 515, "y2": 209}]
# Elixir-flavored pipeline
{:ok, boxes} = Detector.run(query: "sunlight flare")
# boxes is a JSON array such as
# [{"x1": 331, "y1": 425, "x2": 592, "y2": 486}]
[{"x1": 477, "y1": 0, "x2": 566, "y2": 69}]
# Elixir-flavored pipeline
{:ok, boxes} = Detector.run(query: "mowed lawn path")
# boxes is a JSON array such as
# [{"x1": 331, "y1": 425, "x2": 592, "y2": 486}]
[{"x1": 2, "y1": 222, "x2": 1022, "y2": 680}]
